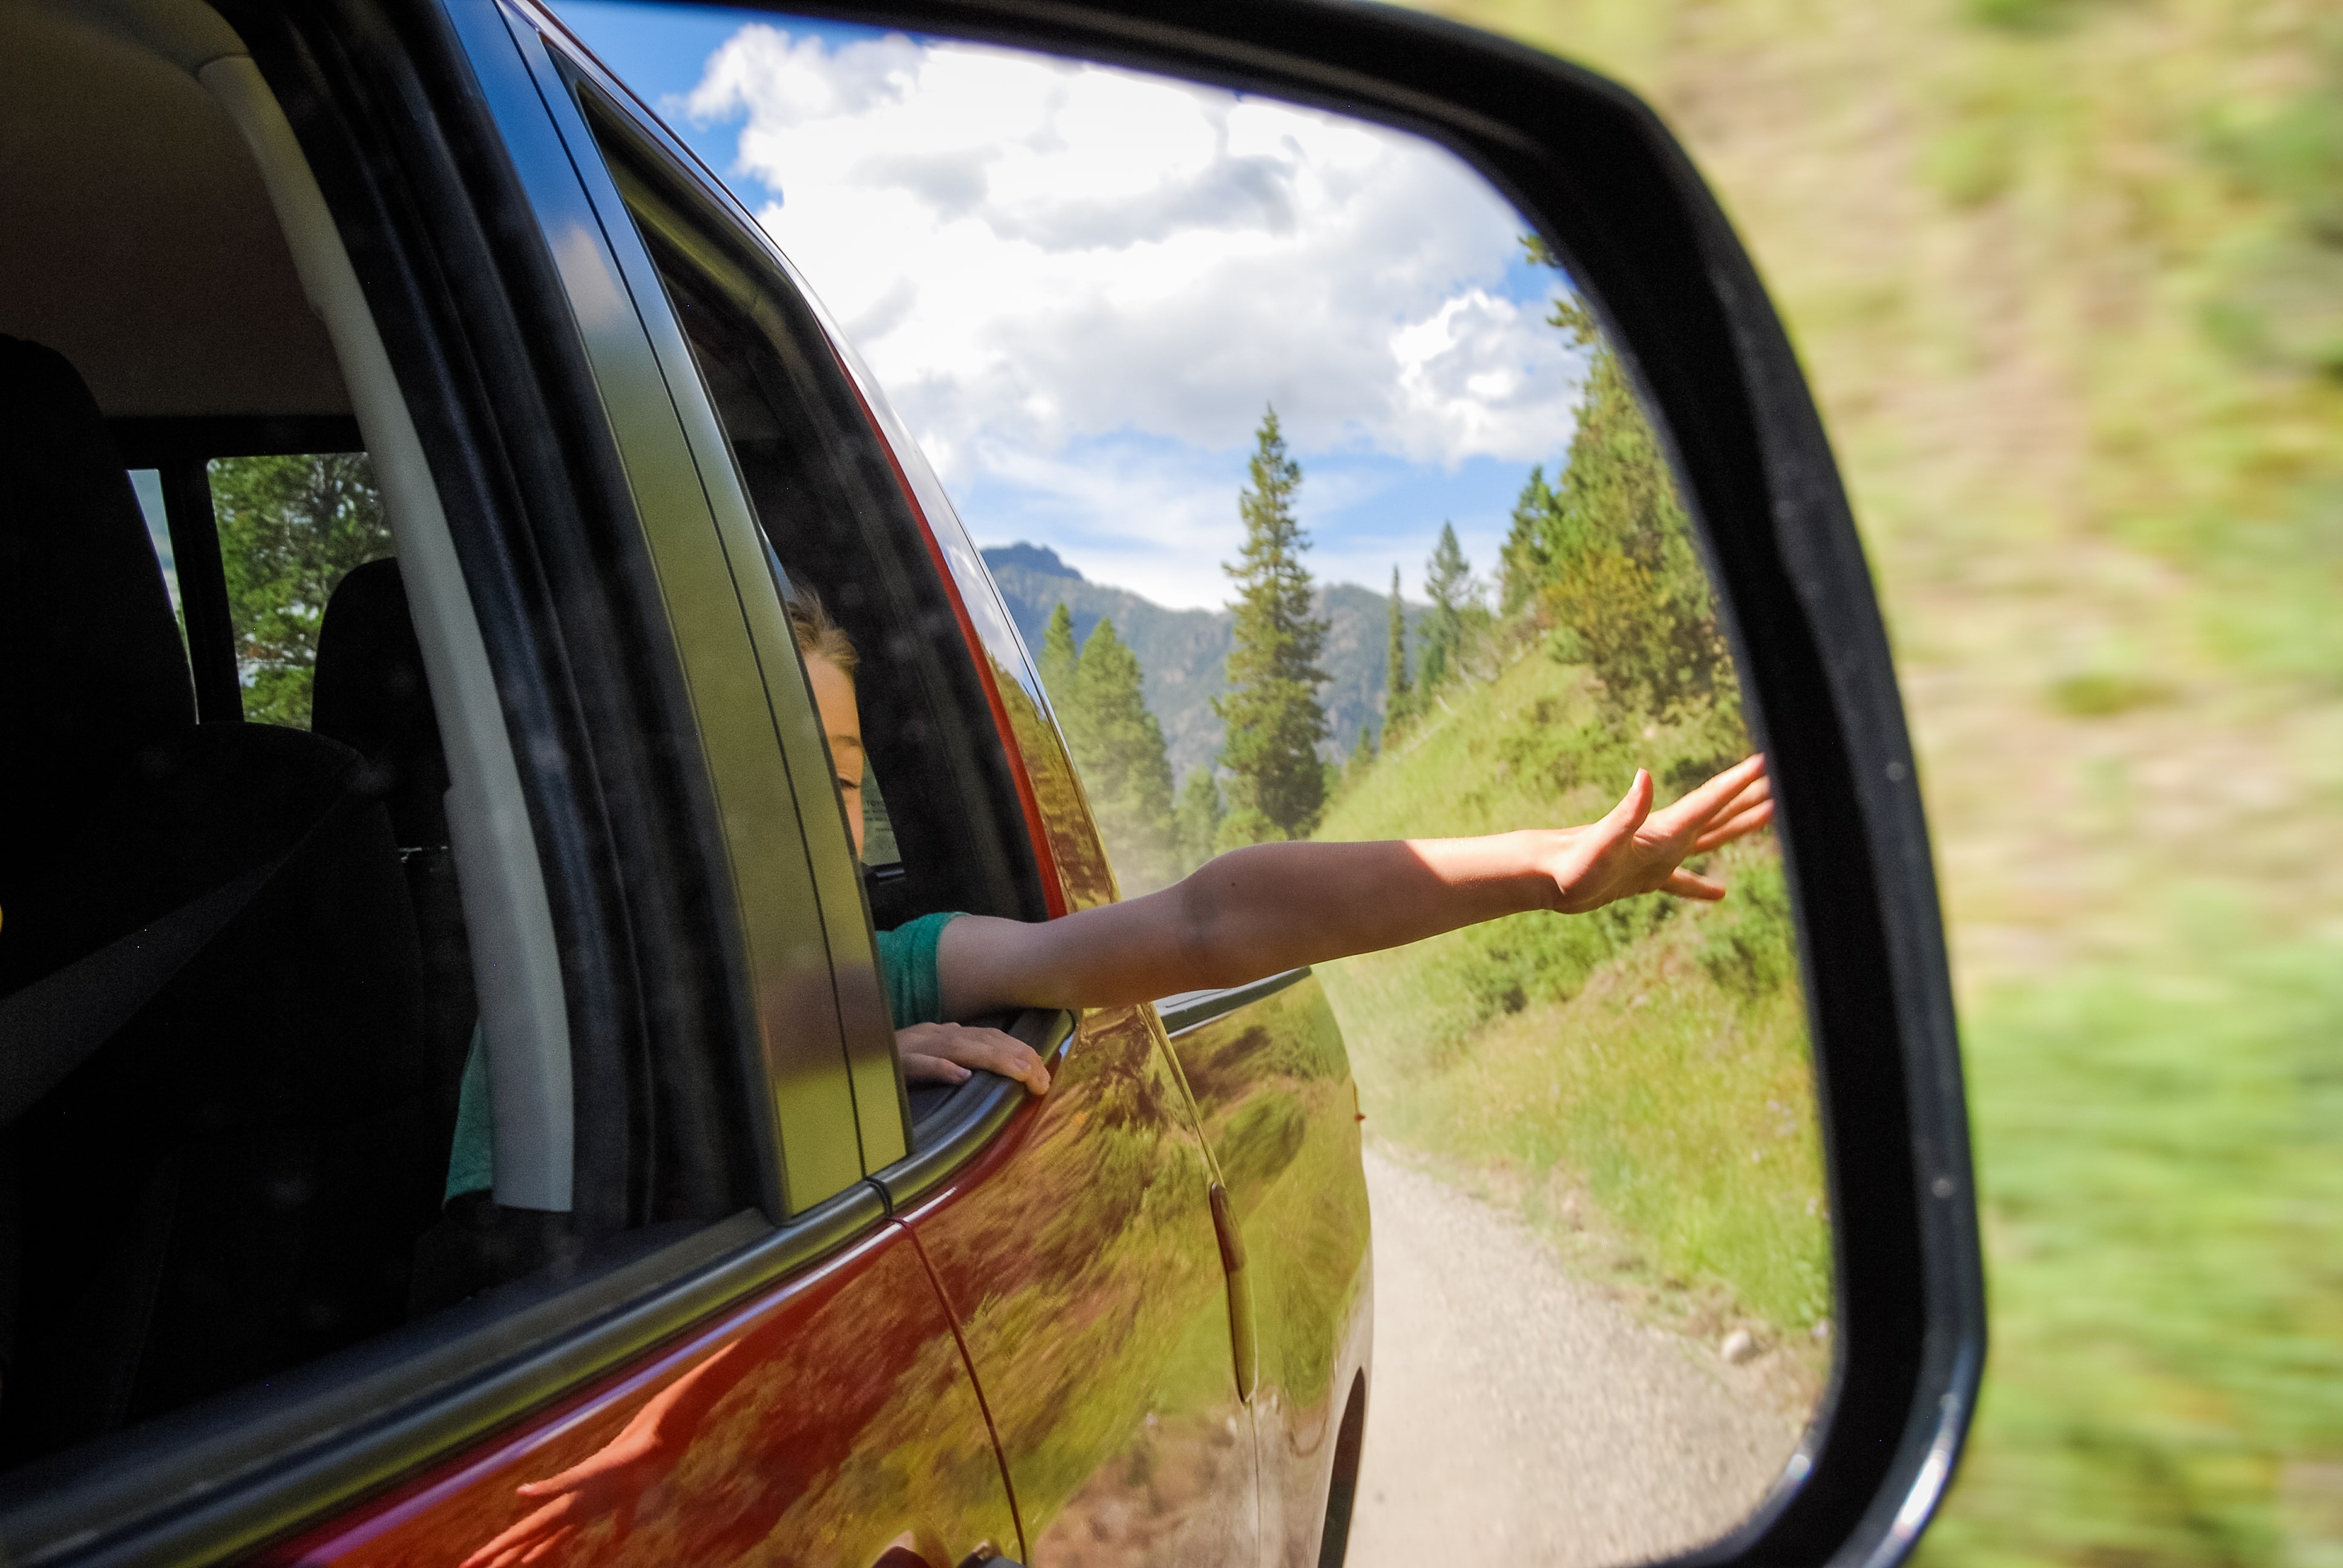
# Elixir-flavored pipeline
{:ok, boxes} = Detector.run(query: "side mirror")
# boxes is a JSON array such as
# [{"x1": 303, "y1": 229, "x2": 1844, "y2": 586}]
[{"x1": 641, "y1": 1, "x2": 1984, "y2": 1563}]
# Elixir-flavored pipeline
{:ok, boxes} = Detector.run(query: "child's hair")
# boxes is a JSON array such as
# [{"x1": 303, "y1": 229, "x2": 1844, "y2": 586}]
[{"x1": 785, "y1": 589, "x2": 858, "y2": 681}]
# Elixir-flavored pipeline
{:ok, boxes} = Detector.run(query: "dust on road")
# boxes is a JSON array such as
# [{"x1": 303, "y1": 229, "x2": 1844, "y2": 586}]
[{"x1": 1347, "y1": 1149, "x2": 1809, "y2": 1568}]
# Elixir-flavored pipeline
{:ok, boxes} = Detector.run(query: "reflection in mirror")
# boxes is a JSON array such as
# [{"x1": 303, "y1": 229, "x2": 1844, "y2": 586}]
[{"x1": 556, "y1": 4, "x2": 1827, "y2": 1563}]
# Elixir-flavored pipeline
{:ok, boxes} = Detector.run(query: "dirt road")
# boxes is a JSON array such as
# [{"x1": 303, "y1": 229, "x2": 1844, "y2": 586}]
[{"x1": 1346, "y1": 1150, "x2": 1805, "y2": 1568}]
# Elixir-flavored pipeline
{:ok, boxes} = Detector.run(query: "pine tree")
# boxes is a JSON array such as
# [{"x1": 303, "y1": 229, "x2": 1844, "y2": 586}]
[
  {"x1": 1509, "y1": 253, "x2": 1735, "y2": 724},
  {"x1": 1070, "y1": 618, "x2": 1179, "y2": 893},
  {"x1": 1213, "y1": 406, "x2": 1329, "y2": 844},
  {"x1": 1499, "y1": 465, "x2": 1558, "y2": 615},
  {"x1": 1417, "y1": 523, "x2": 1475, "y2": 697},
  {"x1": 1039, "y1": 601, "x2": 1081, "y2": 716},
  {"x1": 1174, "y1": 768, "x2": 1223, "y2": 875},
  {"x1": 1383, "y1": 564, "x2": 1413, "y2": 733}
]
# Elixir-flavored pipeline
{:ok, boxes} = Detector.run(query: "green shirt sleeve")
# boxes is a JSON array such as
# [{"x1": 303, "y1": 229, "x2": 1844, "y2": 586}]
[
  {"x1": 874, "y1": 910, "x2": 965, "y2": 1028},
  {"x1": 445, "y1": 1021, "x2": 493, "y2": 1206},
  {"x1": 444, "y1": 912, "x2": 968, "y2": 1206}
]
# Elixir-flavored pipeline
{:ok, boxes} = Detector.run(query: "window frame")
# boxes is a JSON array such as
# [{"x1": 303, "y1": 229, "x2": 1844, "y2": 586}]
[
  {"x1": 542, "y1": 30, "x2": 1078, "y2": 1194},
  {"x1": 0, "y1": 0, "x2": 845, "y2": 1554},
  {"x1": 114, "y1": 414, "x2": 369, "y2": 726}
]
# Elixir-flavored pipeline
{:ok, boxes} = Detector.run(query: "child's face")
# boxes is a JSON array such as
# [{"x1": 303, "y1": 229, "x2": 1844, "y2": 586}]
[{"x1": 807, "y1": 654, "x2": 866, "y2": 857}]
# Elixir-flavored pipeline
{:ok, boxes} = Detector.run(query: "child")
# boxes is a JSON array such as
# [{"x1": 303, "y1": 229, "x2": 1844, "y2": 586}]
[
  {"x1": 444, "y1": 596, "x2": 1773, "y2": 1198},
  {"x1": 793, "y1": 593, "x2": 1772, "y2": 1099}
]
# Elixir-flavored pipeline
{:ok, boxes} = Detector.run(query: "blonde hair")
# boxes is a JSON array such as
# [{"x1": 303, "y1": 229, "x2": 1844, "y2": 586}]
[{"x1": 786, "y1": 589, "x2": 858, "y2": 680}]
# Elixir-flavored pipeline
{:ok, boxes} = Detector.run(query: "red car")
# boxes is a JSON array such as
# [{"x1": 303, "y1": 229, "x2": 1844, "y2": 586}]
[{"x1": 0, "y1": 0, "x2": 1978, "y2": 1565}]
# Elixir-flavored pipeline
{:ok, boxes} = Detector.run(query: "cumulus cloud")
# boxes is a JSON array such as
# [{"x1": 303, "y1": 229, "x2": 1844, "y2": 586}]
[{"x1": 680, "y1": 26, "x2": 1586, "y2": 488}]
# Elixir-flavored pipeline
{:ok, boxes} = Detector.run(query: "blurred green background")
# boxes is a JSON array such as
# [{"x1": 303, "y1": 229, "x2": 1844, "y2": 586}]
[{"x1": 1391, "y1": 0, "x2": 2343, "y2": 1563}]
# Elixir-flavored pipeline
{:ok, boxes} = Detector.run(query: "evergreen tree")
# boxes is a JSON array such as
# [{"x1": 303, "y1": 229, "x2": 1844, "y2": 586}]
[
  {"x1": 1417, "y1": 522, "x2": 1475, "y2": 697},
  {"x1": 1174, "y1": 768, "x2": 1223, "y2": 875},
  {"x1": 211, "y1": 452, "x2": 393, "y2": 728},
  {"x1": 1070, "y1": 618, "x2": 1179, "y2": 893},
  {"x1": 1213, "y1": 406, "x2": 1329, "y2": 843},
  {"x1": 1511, "y1": 248, "x2": 1736, "y2": 724},
  {"x1": 1038, "y1": 601, "x2": 1081, "y2": 715},
  {"x1": 1499, "y1": 465, "x2": 1558, "y2": 615},
  {"x1": 1340, "y1": 724, "x2": 1377, "y2": 797},
  {"x1": 1383, "y1": 564, "x2": 1414, "y2": 733}
]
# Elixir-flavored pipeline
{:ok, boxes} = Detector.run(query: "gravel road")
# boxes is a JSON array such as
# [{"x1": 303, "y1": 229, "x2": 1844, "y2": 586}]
[{"x1": 1346, "y1": 1149, "x2": 1804, "y2": 1568}]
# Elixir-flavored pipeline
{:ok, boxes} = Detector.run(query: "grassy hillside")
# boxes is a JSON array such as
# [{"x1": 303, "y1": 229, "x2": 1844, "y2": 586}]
[
  {"x1": 1392, "y1": 1, "x2": 2343, "y2": 1563},
  {"x1": 1314, "y1": 646, "x2": 1829, "y2": 1378}
]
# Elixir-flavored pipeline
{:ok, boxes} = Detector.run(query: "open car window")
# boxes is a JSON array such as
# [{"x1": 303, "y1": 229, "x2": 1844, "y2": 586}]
[{"x1": 569, "y1": 80, "x2": 1062, "y2": 1156}]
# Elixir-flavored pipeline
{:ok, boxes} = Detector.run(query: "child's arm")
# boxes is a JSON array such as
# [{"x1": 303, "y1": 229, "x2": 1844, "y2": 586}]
[{"x1": 938, "y1": 754, "x2": 1772, "y2": 1020}]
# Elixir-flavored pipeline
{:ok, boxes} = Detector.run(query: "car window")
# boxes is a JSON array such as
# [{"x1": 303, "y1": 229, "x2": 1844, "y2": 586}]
[
  {"x1": 582, "y1": 100, "x2": 1047, "y2": 963},
  {"x1": 0, "y1": 4, "x2": 729, "y2": 1492},
  {"x1": 209, "y1": 450, "x2": 391, "y2": 727}
]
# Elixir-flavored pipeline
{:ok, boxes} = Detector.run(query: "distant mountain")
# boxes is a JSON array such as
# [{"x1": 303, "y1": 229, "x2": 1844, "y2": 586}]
[{"x1": 981, "y1": 543, "x2": 1426, "y2": 785}]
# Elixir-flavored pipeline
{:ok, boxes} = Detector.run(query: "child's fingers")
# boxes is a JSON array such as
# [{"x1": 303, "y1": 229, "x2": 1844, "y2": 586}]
[
  {"x1": 1663, "y1": 867, "x2": 1728, "y2": 901},
  {"x1": 1691, "y1": 799, "x2": 1775, "y2": 853},
  {"x1": 1711, "y1": 774, "x2": 1773, "y2": 822},
  {"x1": 948, "y1": 1027, "x2": 1052, "y2": 1094},
  {"x1": 517, "y1": 1526, "x2": 575, "y2": 1566},
  {"x1": 1608, "y1": 768, "x2": 1654, "y2": 832},
  {"x1": 1673, "y1": 754, "x2": 1768, "y2": 825}
]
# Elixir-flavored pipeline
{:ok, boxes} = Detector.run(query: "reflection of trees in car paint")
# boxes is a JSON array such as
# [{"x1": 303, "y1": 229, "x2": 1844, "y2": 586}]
[
  {"x1": 905, "y1": 1002, "x2": 1257, "y2": 1567},
  {"x1": 279, "y1": 1229, "x2": 1014, "y2": 1568},
  {"x1": 991, "y1": 658, "x2": 1119, "y2": 913},
  {"x1": 1163, "y1": 976, "x2": 1372, "y2": 1568}
]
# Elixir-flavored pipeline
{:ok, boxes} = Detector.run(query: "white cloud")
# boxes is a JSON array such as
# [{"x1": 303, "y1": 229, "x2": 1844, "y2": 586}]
[{"x1": 681, "y1": 25, "x2": 1586, "y2": 495}]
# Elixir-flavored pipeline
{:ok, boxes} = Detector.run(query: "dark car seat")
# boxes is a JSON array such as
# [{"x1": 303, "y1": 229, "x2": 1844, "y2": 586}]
[
  {"x1": 311, "y1": 558, "x2": 479, "y2": 1192},
  {"x1": 0, "y1": 336, "x2": 435, "y2": 1463}
]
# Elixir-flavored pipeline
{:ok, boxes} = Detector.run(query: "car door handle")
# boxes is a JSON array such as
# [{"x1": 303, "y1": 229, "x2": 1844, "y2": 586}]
[
  {"x1": 1208, "y1": 1181, "x2": 1259, "y2": 1401},
  {"x1": 869, "y1": 1545, "x2": 1023, "y2": 1568}
]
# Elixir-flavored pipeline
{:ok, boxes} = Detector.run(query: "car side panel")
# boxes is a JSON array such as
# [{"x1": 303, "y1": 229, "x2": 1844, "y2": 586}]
[
  {"x1": 263, "y1": 1221, "x2": 1018, "y2": 1568},
  {"x1": 900, "y1": 1001, "x2": 1258, "y2": 1568},
  {"x1": 1163, "y1": 976, "x2": 1373, "y2": 1568}
]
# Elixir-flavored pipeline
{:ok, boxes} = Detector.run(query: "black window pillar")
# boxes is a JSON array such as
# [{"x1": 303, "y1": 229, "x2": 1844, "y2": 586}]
[{"x1": 157, "y1": 459, "x2": 241, "y2": 723}]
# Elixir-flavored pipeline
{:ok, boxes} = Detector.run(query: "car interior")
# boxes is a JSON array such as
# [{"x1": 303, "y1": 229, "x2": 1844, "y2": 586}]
[
  {"x1": 0, "y1": 0, "x2": 1068, "y2": 1477},
  {"x1": 0, "y1": 0, "x2": 543, "y2": 1465}
]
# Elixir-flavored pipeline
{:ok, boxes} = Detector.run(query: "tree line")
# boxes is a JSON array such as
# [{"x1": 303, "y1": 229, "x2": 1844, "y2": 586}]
[{"x1": 1048, "y1": 240, "x2": 1741, "y2": 894}]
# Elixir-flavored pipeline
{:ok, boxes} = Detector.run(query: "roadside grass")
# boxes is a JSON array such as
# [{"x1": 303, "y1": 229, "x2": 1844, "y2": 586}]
[
  {"x1": 1313, "y1": 649, "x2": 1829, "y2": 1363},
  {"x1": 1373, "y1": 0, "x2": 2343, "y2": 1559},
  {"x1": 1918, "y1": 918, "x2": 2343, "y2": 1568}
]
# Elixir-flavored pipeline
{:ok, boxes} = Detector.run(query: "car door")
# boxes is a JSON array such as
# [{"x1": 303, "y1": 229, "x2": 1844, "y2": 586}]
[
  {"x1": 278, "y1": 8, "x2": 1031, "y2": 1564},
  {"x1": 0, "y1": 1, "x2": 1024, "y2": 1563},
  {"x1": 1153, "y1": 974, "x2": 1372, "y2": 1568},
  {"x1": 520, "y1": 21, "x2": 1270, "y2": 1562}
]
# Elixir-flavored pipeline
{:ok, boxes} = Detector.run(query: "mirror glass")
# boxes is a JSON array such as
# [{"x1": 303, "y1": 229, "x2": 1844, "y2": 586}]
[{"x1": 559, "y1": 4, "x2": 1829, "y2": 1560}]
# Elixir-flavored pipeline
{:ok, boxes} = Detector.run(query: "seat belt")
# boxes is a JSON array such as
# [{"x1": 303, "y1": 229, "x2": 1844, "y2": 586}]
[{"x1": 0, "y1": 780, "x2": 362, "y2": 1125}]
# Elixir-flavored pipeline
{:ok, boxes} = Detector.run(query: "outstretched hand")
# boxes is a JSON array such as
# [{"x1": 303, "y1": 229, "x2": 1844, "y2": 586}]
[
  {"x1": 1537, "y1": 754, "x2": 1772, "y2": 913},
  {"x1": 897, "y1": 1022, "x2": 1051, "y2": 1096}
]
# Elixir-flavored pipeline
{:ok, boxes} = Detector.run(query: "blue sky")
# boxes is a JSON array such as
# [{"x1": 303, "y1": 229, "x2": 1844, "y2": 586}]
[{"x1": 554, "y1": 2, "x2": 1587, "y2": 607}]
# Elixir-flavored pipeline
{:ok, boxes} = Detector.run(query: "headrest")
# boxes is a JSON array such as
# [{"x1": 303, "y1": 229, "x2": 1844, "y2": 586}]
[
  {"x1": 312, "y1": 557, "x2": 448, "y2": 847},
  {"x1": 0, "y1": 335, "x2": 195, "y2": 895}
]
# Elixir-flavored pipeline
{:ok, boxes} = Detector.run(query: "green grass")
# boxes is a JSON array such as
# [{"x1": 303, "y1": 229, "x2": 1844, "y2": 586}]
[
  {"x1": 1921, "y1": 918, "x2": 2343, "y2": 1568},
  {"x1": 1314, "y1": 650, "x2": 1828, "y2": 1347},
  {"x1": 1370, "y1": 0, "x2": 2343, "y2": 1558}
]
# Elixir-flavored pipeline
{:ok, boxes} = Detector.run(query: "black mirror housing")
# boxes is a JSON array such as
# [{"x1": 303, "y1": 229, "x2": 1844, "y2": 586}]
[{"x1": 707, "y1": 2, "x2": 1987, "y2": 1564}]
